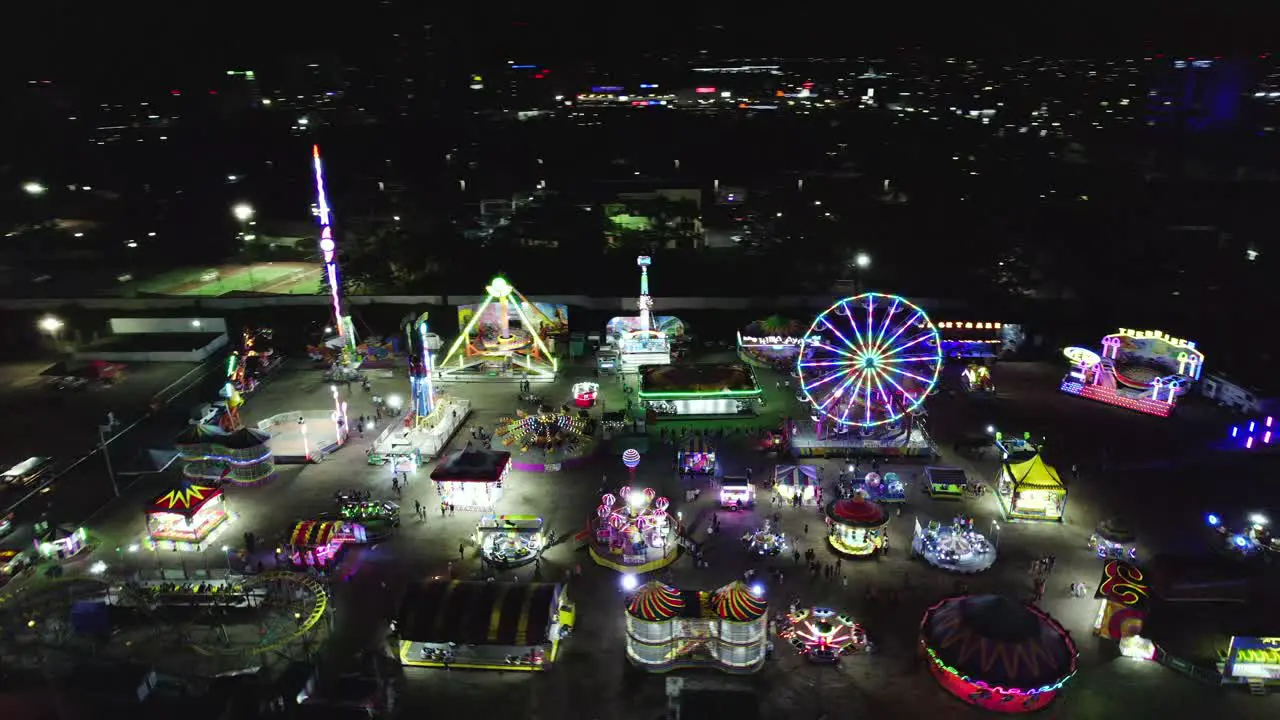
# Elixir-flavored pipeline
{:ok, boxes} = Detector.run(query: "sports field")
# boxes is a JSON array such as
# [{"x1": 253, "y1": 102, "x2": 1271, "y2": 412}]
[{"x1": 132, "y1": 263, "x2": 324, "y2": 297}]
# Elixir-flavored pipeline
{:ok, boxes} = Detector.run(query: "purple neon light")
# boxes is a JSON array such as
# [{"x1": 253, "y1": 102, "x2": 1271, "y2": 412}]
[{"x1": 313, "y1": 145, "x2": 344, "y2": 341}]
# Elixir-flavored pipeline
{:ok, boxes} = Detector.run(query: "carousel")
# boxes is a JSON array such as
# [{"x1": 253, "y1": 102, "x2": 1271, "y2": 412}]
[
  {"x1": 825, "y1": 493, "x2": 890, "y2": 557},
  {"x1": 742, "y1": 520, "x2": 787, "y2": 557},
  {"x1": 1090, "y1": 517, "x2": 1138, "y2": 561},
  {"x1": 778, "y1": 607, "x2": 869, "y2": 663},
  {"x1": 476, "y1": 514, "x2": 545, "y2": 568},
  {"x1": 912, "y1": 516, "x2": 997, "y2": 574},
  {"x1": 589, "y1": 487, "x2": 678, "y2": 573}
]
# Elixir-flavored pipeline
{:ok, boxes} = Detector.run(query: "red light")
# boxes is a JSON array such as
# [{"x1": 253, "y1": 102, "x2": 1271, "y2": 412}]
[
  {"x1": 541, "y1": 69, "x2": 549, "y2": 74},
  {"x1": 534, "y1": 74, "x2": 544, "y2": 79},
  {"x1": 695, "y1": 87, "x2": 716, "y2": 93},
  {"x1": 208, "y1": 90, "x2": 218, "y2": 95},
  {"x1": 170, "y1": 90, "x2": 181, "y2": 96}
]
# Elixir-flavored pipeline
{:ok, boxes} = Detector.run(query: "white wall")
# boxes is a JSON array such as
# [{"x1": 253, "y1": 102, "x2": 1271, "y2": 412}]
[
  {"x1": 75, "y1": 333, "x2": 228, "y2": 364},
  {"x1": 109, "y1": 317, "x2": 228, "y2": 334}
]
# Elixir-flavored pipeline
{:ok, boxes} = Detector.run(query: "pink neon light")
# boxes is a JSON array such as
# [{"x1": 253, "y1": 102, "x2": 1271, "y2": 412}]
[
  {"x1": 1247, "y1": 437, "x2": 1254, "y2": 449},
  {"x1": 1265, "y1": 431, "x2": 1273, "y2": 444},
  {"x1": 695, "y1": 87, "x2": 717, "y2": 93},
  {"x1": 1077, "y1": 384, "x2": 1173, "y2": 417}
]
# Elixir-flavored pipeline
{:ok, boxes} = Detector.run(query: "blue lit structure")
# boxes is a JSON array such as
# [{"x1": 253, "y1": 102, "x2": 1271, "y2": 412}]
[
  {"x1": 1229, "y1": 416, "x2": 1273, "y2": 450},
  {"x1": 406, "y1": 311, "x2": 436, "y2": 423}
]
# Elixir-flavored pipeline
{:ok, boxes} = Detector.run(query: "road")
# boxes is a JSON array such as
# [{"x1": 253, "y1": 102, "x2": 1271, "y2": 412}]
[{"x1": 4, "y1": 354, "x2": 1280, "y2": 718}]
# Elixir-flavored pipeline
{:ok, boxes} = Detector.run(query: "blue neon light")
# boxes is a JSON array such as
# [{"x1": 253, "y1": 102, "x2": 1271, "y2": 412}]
[{"x1": 512, "y1": 65, "x2": 536, "y2": 69}]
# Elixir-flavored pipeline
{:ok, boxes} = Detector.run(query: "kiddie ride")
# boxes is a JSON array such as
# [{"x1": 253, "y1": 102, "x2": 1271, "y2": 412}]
[
  {"x1": 1060, "y1": 329, "x2": 1204, "y2": 417},
  {"x1": 1207, "y1": 512, "x2": 1278, "y2": 558},
  {"x1": 778, "y1": 607, "x2": 870, "y2": 664}
]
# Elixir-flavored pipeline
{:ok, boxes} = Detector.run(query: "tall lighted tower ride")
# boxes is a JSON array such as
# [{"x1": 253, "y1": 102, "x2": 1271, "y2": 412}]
[
  {"x1": 406, "y1": 311, "x2": 436, "y2": 425},
  {"x1": 637, "y1": 255, "x2": 653, "y2": 334},
  {"x1": 312, "y1": 145, "x2": 357, "y2": 364}
]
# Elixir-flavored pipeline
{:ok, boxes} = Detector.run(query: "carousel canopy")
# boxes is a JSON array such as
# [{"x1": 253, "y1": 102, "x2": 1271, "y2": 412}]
[
  {"x1": 826, "y1": 497, "x2": 887, "y2": 527},
  {"x1": 775, "y1": 465, "x2": 818, "y2": 486},
  {"x1": 290, "y1": 520, "x2": 343, "y2": 547},
  {"x1": 627, "y1": 581, "x2": 687, "y2": 621},
  {"x1": 398, "y1": 580, "x2": 559, "y2": 646},
  {"x1": 174, "y1": 423, "x2": 227, "y2": 445},
  {"x1": 711, "y1": 581, "x2": 767, "y2": 622},
  {"x1": 220, "y1": 427, "x2": 271, "y2": 450},
  {"x1": 147, "y1": 484, "x2": 221, "y2": 517},
  {"x1": 920, "y1": 595, "x2": 1077, "y2": 691},
  {"x1": 1004, "y1": 454, "x2": 1064, "y2": 491},
  {"x1": 430, "y1": 447, "x2": 512, "y2": 482}
]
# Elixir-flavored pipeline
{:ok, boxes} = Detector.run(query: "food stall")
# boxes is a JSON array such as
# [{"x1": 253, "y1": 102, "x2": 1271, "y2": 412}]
[
  {"x1": 476, "y1": 514, "x2": 545, "y2": 568},
  {"x1": 286, "y1": 520, "x2": 367, "y2": 568},
  {"x1": 144, "y1": 484, "x2": 232, "y2": 551},
  {"x1": 429, "y1": 447, "x2": 511, "y2": 511},
  {"x1": 572, "y1": 382, "x2": 599, "y2": 408},
  {"x1": 995, "y1": 452, "x2": 1067, "y2": 522},
  {"x1": 35, "y1": 526, "x2": 88, "y2": 561},
  {"x1": 719, "y1": 476, "x2": 755, "y2": 508},
  {"x1": 774, "y1": 465, "x2": 819, "y2": 505}
]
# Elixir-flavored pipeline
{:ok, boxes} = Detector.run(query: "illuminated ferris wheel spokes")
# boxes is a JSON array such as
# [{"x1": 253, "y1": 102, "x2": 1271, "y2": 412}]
[{"x1": 798, "y1": 293, "x2": 942, "y2": 428}]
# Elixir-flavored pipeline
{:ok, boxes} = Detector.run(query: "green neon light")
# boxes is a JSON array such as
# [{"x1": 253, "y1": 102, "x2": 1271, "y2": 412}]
[
  {"x1": 638, "y1": 388, "x2": 762, "y2": 400},
  {"x1": 486, "y1": 276, "x2": 514, "y2": 299},
  {"x1": 439, "y1": 296, "x2": 494, "y2": 369}
]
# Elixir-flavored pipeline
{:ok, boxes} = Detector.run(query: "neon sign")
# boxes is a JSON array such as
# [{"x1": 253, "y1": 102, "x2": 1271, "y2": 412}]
[
  {"x1": 695, "y1": 87, "x2": 717, "y2": 93},
  {"x1": 740, "y1": 334, "x2": 803, "y2": 346},
  {"x1": 937, "y1": 322, "x2": 1002, "y2": 330},
  {"x1": 1063, "y1": 346, "x2": 1101, "y2": 367}
]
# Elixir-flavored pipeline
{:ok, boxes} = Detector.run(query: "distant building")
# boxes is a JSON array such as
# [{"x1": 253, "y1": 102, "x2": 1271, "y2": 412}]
[{"x1": 1200, "y1": 372, "x2": 1273, "y2": 414}]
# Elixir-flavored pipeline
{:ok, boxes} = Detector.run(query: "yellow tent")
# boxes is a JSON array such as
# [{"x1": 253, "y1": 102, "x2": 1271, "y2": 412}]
[{"x1": 1005, "y1": 454, "x2": 1065, "y2": 491}]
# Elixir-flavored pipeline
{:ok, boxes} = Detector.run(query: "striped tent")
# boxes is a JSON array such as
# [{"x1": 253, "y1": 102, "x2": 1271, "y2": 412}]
[
  {"x1": 679, "y1": 435, "x2": 714, "y2": 455},
  {"x1": 290, "y1": 520, "x2": 341, "y2": 547},
  {"x1": 711, "y1": 581, "x2": 767, "y2": 622},
  {"x1": 626, "y1": 581, "x2": 685, "y2": 621}
]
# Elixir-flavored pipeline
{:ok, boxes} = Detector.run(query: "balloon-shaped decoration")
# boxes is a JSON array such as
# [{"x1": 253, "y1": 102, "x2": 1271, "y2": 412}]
[
  {"x1": 622, "y1": 448, "x2": 641, "y2": 468},
  {"x1": 654, "y1": 496, "x2": 670, "y2": 512},
  {"x1": 596, "y1": 505, "x2": 610, "y2": 518},
  {"x1": 609, "y1": 513, "x2": 627, "y2": 530},
  {"x1": 635, "y1": 516, "x2": 649, "y2": 531},
  {"x1": 620, "y1": 485, "x2": 633, "y2": 501},
  {"x1": 643, "y1": 487, "x2": 657, "y2": 500},
  {"x1": 865, "y1": 472, "x2": 881, "y2": 484},
  {"x1": 602, "y1": 493, "x2": 616, "y2": 508}
]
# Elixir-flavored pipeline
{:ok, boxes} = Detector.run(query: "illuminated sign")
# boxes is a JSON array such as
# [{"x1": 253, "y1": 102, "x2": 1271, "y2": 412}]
[
  {"x1": 695, "y1": 87, "x2": 717, "y2": 93},
  {"x1": 937, "y1": 322, "x2": 1002, "y2": 330},
  {"x1": 1095, "y1": 561, "x2": 1149, "y2": 608},
  {"x1": 739, "y1": 334, "x2": 802, "y2": 346},
  {"x1": 1227, "y1": 637, "x2": 1280, "y2": 679},
  {"x1": 639, "y1": 83, "x2": 659, "y2": 89},
  {"x1": 1109, "y1": 328, "x2": 1198, "y2": 351},
  {"x1": 591, "y1": 86, "x2": 624, "y2": 93},
  {"x1": 1063, "y1": 346, "x2": 1102, "y2": 367}
]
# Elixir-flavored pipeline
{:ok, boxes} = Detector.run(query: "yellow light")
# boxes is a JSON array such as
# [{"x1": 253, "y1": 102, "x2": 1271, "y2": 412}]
[{"x1": 486, "y1": 276, "x2": 514, "y2": 298}]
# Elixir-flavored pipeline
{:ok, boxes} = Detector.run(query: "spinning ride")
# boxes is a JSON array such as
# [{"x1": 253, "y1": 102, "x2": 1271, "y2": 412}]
[
  {"x1": 573, "y1": 381, "x2": 599, "y2": 408},
  {"x1": 1060, "y1": 329, "x2": 1204, "y2": 417},
  {"x1": 856, "y1": 471, "x2": 907, "y2": 504},
  {"x1": 339, "y1": 500, "x2": 399, "y2": 540},
  {"x1": 144, "y1": 484, "x2": 234, "y2": 551},
  {"x1": 438, "y1": 276, "x2": 559, "y2": 381},
  {"x1": 961, "y1": 363, "x2": 994, "y2": 394},
  {"x1": 285, "y1": 520, "x2": 367, "y2": 568},
  {"x1": 920, "y1": 595, "x2": 1078, "y2": 713},
  {"x1": 791, "y1": 293, "x2": 941, "y2": 457},
  {"x1": 1206, "y1": 511, "x2": 1278, "y2": 557},
  {"x1": 742, "y1": 520, "x2": 787, "y2": 556},
  {"x1": 312, "y1": 145, "x2": 358, "y2": 369},
  {"x1": 912, "y1": 517, "x2": 997, "y2": 574},
  {"x1": 476, "y1": 514, "x2": 545, "y2": 568},
  {"x1": 825, "y1": 494, "x2": 890, "y2": 557},
  {"x1": 778, "y1": 607, "x2": 868, "y2": 663},
  {"x1": 589, "y1": 488, "x2": 677, "y2": 573},
  {"x1": 495, "y1": 407, "x2": 596, "y2": 472},
  {"x1": 1090, "y1": 517, "x2": 1138, "y2": 561}
]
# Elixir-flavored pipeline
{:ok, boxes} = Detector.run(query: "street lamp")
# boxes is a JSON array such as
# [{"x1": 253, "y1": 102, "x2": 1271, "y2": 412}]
[
  {"x1": 232, "y1": 203, "x2": 255, "y2": 222},
  {"x1": 38, "y1": 315, "x2": 64, "y2": 335},
  {"x1": 854, "y1": 252, "x2": 871, "y2": 269},
  {"x1": 22, "y1": 181, "x2": 46, "y2": 196}
]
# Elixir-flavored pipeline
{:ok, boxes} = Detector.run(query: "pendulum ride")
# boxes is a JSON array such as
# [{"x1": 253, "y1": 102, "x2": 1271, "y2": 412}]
[
  {"x1": 437, "y1": 276, "x2": 559, "y2": 381},
  {"x1": 406, "y1": 311, "x2": 437, "y2": 427},
  {"x1": 312, "y1": 145, "x2": 359, "y2": 370}
]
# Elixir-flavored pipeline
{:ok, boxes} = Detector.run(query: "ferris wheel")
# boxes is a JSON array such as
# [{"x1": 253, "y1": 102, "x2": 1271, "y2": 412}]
[{"x1": 798, "y1": 293, "x2": 942, "y2": 428}]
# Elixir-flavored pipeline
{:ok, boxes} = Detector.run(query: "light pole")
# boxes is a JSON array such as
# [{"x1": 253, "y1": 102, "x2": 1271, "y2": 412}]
[
  {"x1": 853, "y1": 252, "x2": 871, "y2": 294},
  {"x1": 98, "y1": 423, "x2": 120, "y2": 497},
  {"x1": 38, "y1": 315, "x2": 64, "y2": 351}
]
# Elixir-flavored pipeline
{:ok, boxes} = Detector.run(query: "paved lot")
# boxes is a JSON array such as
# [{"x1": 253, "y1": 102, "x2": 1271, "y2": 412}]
[{"x1": 6, "y1": 354, "x2": 1280, "y2": 718}]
